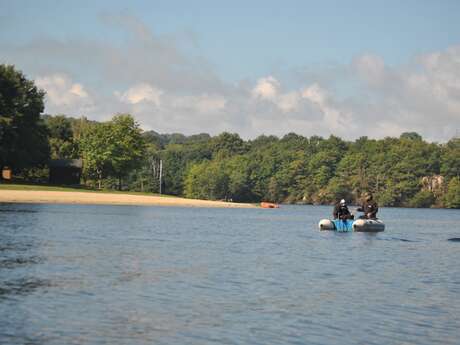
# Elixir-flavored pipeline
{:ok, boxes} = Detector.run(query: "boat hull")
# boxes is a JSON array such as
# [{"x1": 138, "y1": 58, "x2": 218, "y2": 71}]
[
  {"x1": 319, "y1": 219, "x2": 385, "y2": 232},
  {"x1": 352, "y1": 219, "x2": 385, "y2": 232}
]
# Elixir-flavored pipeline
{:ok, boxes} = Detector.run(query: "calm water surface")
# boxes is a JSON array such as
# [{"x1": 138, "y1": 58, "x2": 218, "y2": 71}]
[{"x1": 1, "y1": 203, "x2": 459, "y2": 345}]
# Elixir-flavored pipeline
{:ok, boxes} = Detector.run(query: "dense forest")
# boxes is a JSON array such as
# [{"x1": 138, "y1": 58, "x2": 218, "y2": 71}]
[{"x1": 1, "y1": 65, "x2": 460, "y2": 208}]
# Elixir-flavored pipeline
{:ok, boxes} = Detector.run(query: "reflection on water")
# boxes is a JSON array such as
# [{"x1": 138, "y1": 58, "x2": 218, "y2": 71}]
[
  {"x1": 0, "y1": 208, "x2": 38, "y2": 213},
  {"x1": 0, "y1": 203, "x2": 459, "y2": 345},
  {"x1": 0, "y1": 277, "x2": 51, "y2": 297},
  {"x1": 0, "y1": 256, "x2": 43, "y2": 269},
  {"x1": 447, "y1": 237, "x2": 460, "y2": 242},
  {"x1": 0, "y1": 243, "x2": 35, "y2": 252},
  {"x1": 379, "y1": 236, "x2": 418, "y2": 242}
]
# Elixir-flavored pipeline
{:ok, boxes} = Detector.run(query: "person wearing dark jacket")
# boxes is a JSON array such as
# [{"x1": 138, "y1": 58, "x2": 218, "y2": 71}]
[
  {"x1": 357, "y1": 192, "x2": 378, "y2": 219},
  {"x1": 333, "y1": 199, "x2": 354, "y2": 220}
]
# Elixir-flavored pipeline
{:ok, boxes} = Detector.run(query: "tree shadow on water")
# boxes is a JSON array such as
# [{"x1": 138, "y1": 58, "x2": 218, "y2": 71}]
[
  {"x1": 0, "y1": 277, "x2": 52, "y2": 299},
  {"x1": 0, "y1": 256, "x2": 44, "y2": 269}
]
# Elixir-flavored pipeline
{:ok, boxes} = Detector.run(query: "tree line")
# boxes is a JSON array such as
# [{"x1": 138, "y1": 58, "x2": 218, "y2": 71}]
[{"x1": 1, "y1": 64, "x2": 459, "y2": 208}]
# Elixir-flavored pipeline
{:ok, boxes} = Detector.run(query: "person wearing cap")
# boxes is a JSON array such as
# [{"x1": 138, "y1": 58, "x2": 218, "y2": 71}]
[
  {"x1": 333, "y1": 199, "x2": 354, "y2": 220},
  {"x1": 357, "y1": 192, "x2": 378, "y2": 219}
]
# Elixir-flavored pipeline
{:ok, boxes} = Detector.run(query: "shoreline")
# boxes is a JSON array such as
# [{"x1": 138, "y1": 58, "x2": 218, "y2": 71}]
[{"x1": 0, "y1": 190, "x2": 256, "y2": 208}]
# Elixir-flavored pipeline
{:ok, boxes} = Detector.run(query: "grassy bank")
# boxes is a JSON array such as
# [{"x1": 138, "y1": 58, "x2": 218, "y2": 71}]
[{"x1": 0, "y1": 182, "x2": 172, "y2": 197}]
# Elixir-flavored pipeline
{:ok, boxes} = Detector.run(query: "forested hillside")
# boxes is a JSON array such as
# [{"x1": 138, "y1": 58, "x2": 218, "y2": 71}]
[{"x1": 35, "y1": 114, "x2": 460, "y2": 208}]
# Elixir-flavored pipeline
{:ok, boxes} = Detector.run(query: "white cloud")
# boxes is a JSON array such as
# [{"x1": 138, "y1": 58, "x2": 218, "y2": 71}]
[
  {"x1": 252, "y1": 76, "x2": 279, "y2": 100},
  {"x1": 35, "y1": 74, "x2": 93, "y2": 114},
  {"x1": 301, "y1": 83, "x2": 327, "y2": 105},
  {"x1": 300, "y1": 84, "x2": 355, "y2": 133},
  {"x1": 36, "y1": 74, "x2": 89, "y2": 106},
  {"x1": 353, "y1": 54, "x2": 386, "y2": 86},
  {"x1": 184, "y1": 94, "x2": 227, "y2": 114},
  {"x1": 117, "y1": 83, "x2": 163, "y2": 106},
  {"x1": 251, "y1": 78, "x2": 303, "y2": 114},
  {"x1": 277, "y1": 92, "x2": 301, "y2": 113},
  {"x1": 407, "y1": 47, "x2": 460, "y2": 114}
]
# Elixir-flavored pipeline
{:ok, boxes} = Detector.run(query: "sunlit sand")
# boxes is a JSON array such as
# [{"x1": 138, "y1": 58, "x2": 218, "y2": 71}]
[{"x1": 0, "y1": 190, "x2": 255, "y2": 208}]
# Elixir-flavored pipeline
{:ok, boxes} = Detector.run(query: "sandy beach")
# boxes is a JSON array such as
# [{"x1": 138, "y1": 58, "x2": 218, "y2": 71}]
[{"x1": 0, "y1": 190, "x2": 256, "y2": 208}]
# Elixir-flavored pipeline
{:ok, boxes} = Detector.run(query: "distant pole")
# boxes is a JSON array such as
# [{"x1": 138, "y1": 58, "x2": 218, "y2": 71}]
[
  {"x1": 152, "y1": 158, "x2": 156, "y2": 190},
  {"x1": 159, "y1": 159, "x2": 163, "y2": 194},
  {"x1": 78, "y1": 115, "x2": 84, "y2": 140}
]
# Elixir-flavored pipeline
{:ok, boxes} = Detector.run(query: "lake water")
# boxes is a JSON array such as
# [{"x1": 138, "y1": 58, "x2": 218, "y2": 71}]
[{"x1": 1, "y1": 203, "x2": 459, "y2": 345}]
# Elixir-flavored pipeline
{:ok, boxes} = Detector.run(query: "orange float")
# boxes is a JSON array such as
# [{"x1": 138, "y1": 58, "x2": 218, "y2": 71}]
[{"x1": 260, "y1": 202, "x2": 279, "y2": 208}]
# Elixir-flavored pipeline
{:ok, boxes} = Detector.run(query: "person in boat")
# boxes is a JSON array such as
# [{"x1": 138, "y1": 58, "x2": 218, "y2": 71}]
[
  {"x1": 333, "y1": 199, "x2": 354, "y2": 220},
  {"x1": 357, "y1": 192, "x2": 378, "y2": 219}
]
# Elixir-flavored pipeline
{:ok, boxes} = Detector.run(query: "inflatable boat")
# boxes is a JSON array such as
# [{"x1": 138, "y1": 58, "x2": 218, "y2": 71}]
[{"x1": 318, "y1": 218, "x2": 385, "y2": 232}]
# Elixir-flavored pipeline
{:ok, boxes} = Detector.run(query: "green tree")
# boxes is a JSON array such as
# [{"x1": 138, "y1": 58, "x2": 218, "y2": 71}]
[
  {"x1": 324, "y1": 177, "x2": 353, "y2": 204},
  {"x1": 267, "y1": 176, "x2": 283, "y2": 202},
  {"x1": 400, "y1": 132, "x2": 423, "y2": 141},
  {"x1": 160, "y1": 145, "x2": 190, "y2": 195},
  {"x1": 226, "y1": 155, "x2": 254, "y2": 202},
  {"x1": 184, "y1": 160, "x2": 229, "y2": 200},
  {"x1": 308, "y1": 151, "x2": 337, "y2": 189},
  {"x1": 79, "y1": 114, "x2": 145, "y2": 190},
  {"x1": 184, "y1": 162, "x2": 209, "y2": 199},
  {"x1": 126, "y1": 144, "x2": 161, "y2": 193},
  {"x1": 441, "y1": 138, "x2": 460, "y2": 180},
  {"x1": 0, "y1": 64, "x2": 49, "y2": 172},
  {"x1": 109, "y1": 114, "x2": 145, "y2": 190},
  {"x1": 43, "y1": 114, "x2": 78, "y2": 159},
  {"x1": 249, "y1": 134, "x2": 279, "y2": 150},
  {"x1": 444, "y1": 177, "x2": 460, "y2": 208},
  {"x1": 80, "y1": 122, "x2": 113, "y2": 189},
  {"x1": 408, "y1": 190, "x2": 436, "y2": 208},
  {"x1": 247, "y1": 146, "x2": 284, "y2": 200},
  {"x1": 373, "y1": 136, "x2": 440, "y2": 206},
  {"x1": 211, "y1": 132, "x2": 247, "y2": 158}
]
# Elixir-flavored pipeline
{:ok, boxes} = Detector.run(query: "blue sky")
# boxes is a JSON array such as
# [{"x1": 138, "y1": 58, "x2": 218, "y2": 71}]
[{"x1": 1, "y1": 0, "x2": 460, "y2": 140}]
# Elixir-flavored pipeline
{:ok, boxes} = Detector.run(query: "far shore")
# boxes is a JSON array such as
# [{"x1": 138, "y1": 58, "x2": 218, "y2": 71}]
[{"x1": 0, "y1": 189, "x2": 256, "y2": 208}]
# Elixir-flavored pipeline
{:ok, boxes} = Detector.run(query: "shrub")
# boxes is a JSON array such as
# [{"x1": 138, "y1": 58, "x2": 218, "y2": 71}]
[{"x1": 408, "y1": 190, "x2": 435, "y2": 208}]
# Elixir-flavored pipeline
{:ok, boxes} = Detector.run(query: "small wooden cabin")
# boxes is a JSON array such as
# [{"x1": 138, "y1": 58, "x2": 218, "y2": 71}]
[
  {"x1": 48, "y1": 159, "x2": 82, "y2": 185},
  {"x1": 1, "y1": 167, "x2": 12, "y2": 180}
]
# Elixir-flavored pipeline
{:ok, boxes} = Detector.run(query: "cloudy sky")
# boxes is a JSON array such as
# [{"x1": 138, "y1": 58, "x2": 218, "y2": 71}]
[{"x1": 2, "y1": 0, "x2": 460, "y2": 141}]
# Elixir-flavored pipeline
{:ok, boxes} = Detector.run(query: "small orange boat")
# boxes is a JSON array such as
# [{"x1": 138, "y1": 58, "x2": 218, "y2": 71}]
[{"x1": 260, "y1": 202, "x2": 279, "y2": 208}]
